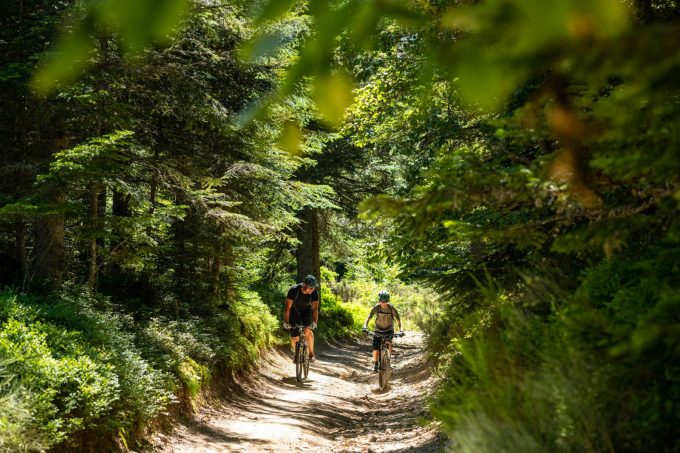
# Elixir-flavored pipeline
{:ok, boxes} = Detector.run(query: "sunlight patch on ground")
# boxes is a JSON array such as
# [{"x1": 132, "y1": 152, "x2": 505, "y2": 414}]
[{"x1": 156, "y1": 333, "x2": 442, "y2": 453}]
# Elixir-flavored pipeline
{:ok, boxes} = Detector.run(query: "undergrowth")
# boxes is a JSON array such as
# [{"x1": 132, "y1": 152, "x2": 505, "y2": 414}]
[{"x1": 0, "y1": 287, "x2": 276, "y2": 451}]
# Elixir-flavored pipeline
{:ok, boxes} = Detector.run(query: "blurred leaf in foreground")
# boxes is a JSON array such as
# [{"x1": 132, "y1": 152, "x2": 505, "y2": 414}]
[
  {"x1": 32, "y1": 0, "x2": 190, "y2": 95},
  {"x1": 312, "y1": 71, "x2": 355, "y2": 128},
  {"x1": 278, "y1": 120, "x2": 304, "y2": 156}
]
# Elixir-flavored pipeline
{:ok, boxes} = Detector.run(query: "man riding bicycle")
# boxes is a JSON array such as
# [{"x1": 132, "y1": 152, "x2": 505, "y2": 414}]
[
  {"x1": 283, "y1": 274, "x2": 319, "y2": 363},
  {"x1": 362, "y1": 290, "x2": 403, "y2": 372}
]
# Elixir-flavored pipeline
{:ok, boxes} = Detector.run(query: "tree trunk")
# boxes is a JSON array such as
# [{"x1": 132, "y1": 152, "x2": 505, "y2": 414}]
[
  {"x1": 109, "y1": 189, "x2": 130, "y2": 288},
  {"x1": 172, "y1": 194, "x2": 188, "y2": 319},
  {"x1": 223, "y1": 241, "x2": 236, "y2": 302},
  {"x1": 15, "y1": 221, "x2": 29, "y2": 290},
  {"x1": 111, "y1": 188, "x2": 130, "y2": 258},
  {"x1": 112, "y1": 189, "x2": 130, "y2": 217},
  {"x1": 149, "y1": 149, "x2": 160, "y2": 214},
  {"x1": 97, "y1": 185, "x2": 106, "y2": 245},
  {"x1": 173, "y1": 219, "x2": 185, "y2": 320},
  {"x1": 211, "y1": 240, "x2": 223, "y2": 298},
  {"x1": 295, "y1": 208, "x2": 320, "y2": 285},
  {"x1": 33, "y1": 188, "x2": 66, "y2": 291},
  {"x1": 86, "y1": 184, "x2": 100, "y2": 291}
]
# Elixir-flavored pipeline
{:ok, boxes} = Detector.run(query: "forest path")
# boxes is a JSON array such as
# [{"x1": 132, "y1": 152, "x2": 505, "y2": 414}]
[{"x1": 152, "y1": 332, "x2": 442, "y2": 453}]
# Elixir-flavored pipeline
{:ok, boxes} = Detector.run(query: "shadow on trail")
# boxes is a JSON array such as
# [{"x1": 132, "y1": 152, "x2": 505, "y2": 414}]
[
  {"x1": 279, "y1": 376, "x2": 312, "y2": 387},
  {"x1": 159, "y1": 333, "x2": 441, "y2": 452},
  {"x1": 201, "y1": 344, "x2": 372, "y2": 435}
]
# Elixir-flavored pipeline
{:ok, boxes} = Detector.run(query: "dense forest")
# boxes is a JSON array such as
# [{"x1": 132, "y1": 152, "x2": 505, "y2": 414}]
[{"x1": 1, "y1": 0, "x2": 679, "y2": 451}]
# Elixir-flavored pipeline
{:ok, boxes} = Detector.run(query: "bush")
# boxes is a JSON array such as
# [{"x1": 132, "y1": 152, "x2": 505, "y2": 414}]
[
  {"x1": 317, "y1": 267, "x2": 369, "y2": 338},
  {"x1": 214, "y1": 289, "x2": 278, "y2": 367},
  {"x1": 0, "y1": 291, "x2": 172, "y2": 449},
  {"x1": 0, "y1": 361, "x2": 50, "y2": 452},
  {"x1": 327, "y1": 267, "x2": 438, "y2": 331},
  {"x1": 0, "y1": 285, "x2": 279, "y2": 451},
  {"x1": 429, "y1": 246, "x2": 680, "y2": 452}
]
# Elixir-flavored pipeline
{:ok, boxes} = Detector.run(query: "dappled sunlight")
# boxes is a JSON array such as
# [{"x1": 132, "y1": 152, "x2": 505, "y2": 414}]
[{"x1": 156, "y1": 333, "x2": 441, "y2": 452}]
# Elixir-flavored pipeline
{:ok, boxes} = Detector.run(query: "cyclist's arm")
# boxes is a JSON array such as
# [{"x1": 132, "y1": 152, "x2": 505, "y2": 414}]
[
  {"x1": 284, "y1": 298, "x2": 293, "y2": 323},
  {"x1": 392, "y1": 307, "x2": 402, "y2": 331},
  {"x1": 363, "y1": 306, "x2": 377, "y2": 329},
  {"x1": 311, "y1": 300, "x2": 319, "y2": 325}
]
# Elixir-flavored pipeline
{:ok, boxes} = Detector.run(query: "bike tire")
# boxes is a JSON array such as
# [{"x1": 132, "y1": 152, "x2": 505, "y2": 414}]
[
  {"x1": 295, "y1": 342, "x2": 303, "y2": 382},
  {"x1": 302, "y1": 344, "x2": 309, "y2": 380},
  {"x1": 379, "y1": 348, "x2": 391, "y2": 391}
]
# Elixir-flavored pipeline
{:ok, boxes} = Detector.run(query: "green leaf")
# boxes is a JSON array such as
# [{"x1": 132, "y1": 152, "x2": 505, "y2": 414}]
[
  {"x1": 31, "y1": 25, "x2": 94, "y2": 95},
  {"x1": 253, "y1": 0, "x2": 297, "y2": 24},
  {"x1": 313, "y1": 71, "x2": 355, "y2": 128},
  {"x1": 454, "y1": 57, "x2": 525, "y2": 110},
  {"x1": 278, "y1": 121, "x2": 303, "y2": 156},
  {"x1": 32, "y1": 0, "x2": 190, "y2": 95},
  {"x1": 239, "y1": 31, "x2": 286, "y2": 61}
]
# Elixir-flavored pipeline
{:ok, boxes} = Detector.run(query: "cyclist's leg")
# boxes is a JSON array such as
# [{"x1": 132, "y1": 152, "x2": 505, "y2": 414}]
[
  {"x1": 372, "y1": 335, "x2": 381, "y2": 370},
  {"x1": 304, "y1": 327, "x2": 314, "y2": 355},
  {"x1": 301, "y1": 307, "x2": 315, "y2": 357},
  {"x1": 385, "y1": 329, "x2": 395, "y2": 354},
  {"x1": 289, "y1": 310, "x2": 302, "y2": 351}
]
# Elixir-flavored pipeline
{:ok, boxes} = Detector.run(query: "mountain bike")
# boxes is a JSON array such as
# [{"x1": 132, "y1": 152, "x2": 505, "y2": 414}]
[
  {"x1": 291, "y1": 324, "x2": 310, "y2": 382},
  {"x1": 367, "y1": 330, "x2": 405, "y2": 390}
]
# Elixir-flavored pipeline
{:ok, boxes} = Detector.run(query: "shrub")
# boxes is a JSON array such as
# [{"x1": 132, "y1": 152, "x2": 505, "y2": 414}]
[
  {"x1": 215, "y1": 289, "x2": 278, "y2": 367},
  {"x1": 317, "y1": 267, "x2": 369, "y2": 338},
  {"x1": 429, "y1": 246, "x2": 680, "y2": 452},
  {"x1": 0, "y1": 290, "x2": 175, "y2": 448},
  {"x1": 0, "y1": 361, "x2": 51, "y2": 452},
  {"x1": 0, "y1": 285, "x2": 279, "y2": 450},
  {"x1": 327, "y1": 267, "x2": 438, "y2": 331}
]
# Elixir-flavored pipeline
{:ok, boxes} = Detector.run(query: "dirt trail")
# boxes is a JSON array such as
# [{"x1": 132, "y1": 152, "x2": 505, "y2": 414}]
[{"x1": 152, "y1": 332, "x2": 442, "y2": 453}]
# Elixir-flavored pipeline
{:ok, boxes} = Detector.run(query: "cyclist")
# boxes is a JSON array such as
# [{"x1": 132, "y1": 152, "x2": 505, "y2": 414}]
[
  {"x1": 283, "y1": 274, "x2": 320, "y2": 363},
  {"x1": 362, "y1": 290, "x2": 403, "y2": 372}
]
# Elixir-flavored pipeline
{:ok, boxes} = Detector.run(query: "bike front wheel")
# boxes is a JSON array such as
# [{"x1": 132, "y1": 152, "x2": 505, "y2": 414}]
[
  {"x1": 302, "y1": 344, "x2": 309, "y2": 380},
  {"x1": 378, "y1": 348, "x2": 391, "y2": 391},
  {"x1": 295, "y1": 342, "x2": 304, "y2": 382}
]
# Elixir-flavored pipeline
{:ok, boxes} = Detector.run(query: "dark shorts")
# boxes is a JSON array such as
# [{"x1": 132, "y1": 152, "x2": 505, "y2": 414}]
[
  {"x1": 372, "y1": 329, "x2": 394, "y2": 350},
  {"x1": 289, "y1": 306, "x2": 313, "y2": 337}
]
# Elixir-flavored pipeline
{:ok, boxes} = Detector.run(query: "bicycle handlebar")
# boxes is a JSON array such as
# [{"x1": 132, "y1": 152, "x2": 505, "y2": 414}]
[{"x1": 365, "y1": 331, "x2": 405, "y2": 338}]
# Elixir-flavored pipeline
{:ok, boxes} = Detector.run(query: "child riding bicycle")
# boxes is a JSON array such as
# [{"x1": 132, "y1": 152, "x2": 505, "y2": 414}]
[{"x1": 362, "y1": 290, "x2": 404, "y2": 372}]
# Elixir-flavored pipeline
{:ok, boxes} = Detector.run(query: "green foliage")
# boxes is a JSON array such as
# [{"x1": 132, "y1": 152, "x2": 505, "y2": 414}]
[
  {"x1": 218, "y1": 290, "x2": 279, "y2": 367},
  {"x1": 315, "y1": 267, "x2": 367, "y2": 339},
  {"x1": 32, "y1": 0, "x2": 190, "y2": 94},
  {"x1": 0, "y1": 286, "x2": 279, "y2": 450},
  {"x1": 281, "y1": 0, "x2": 680, "y2": 450},
  {"x1": 0, "y1": 361, "x2": 50, "y2": 452},
  {"x1": 4, "y1": 0, "x2": 680, "y2": 451},
  {"x1": 331, "y1": 275, "x2": 438, "y2": 331},
  {"x1": 37, "y1": 131, "x2": 135, "y2": 185},
  {"x1": 296, "y1": 255, "x2": 441, "y2": 334},
  {"x1": 430, "y1": 243, "x2": 680, "y2": 452},
  {"x1": 136, "y1": 318, "x2": 214, "y2": 394},
  {"x1": 0, "y1": 290, "x2": 172, "y2": 448}
]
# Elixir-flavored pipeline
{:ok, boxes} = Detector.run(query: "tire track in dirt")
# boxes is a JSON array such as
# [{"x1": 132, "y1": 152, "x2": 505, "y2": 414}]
[{"x1": 152, "y1": 332, "x2": 442, "y2": 453}]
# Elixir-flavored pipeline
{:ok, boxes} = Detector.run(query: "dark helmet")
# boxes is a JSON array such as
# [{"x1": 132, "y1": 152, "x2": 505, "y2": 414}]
[
  {"x1": 378, "y1": 290, "x2": 390, "y2": 302},
  {"x1": 304, "y1": 274, "x2": 318, "y2": 288}
]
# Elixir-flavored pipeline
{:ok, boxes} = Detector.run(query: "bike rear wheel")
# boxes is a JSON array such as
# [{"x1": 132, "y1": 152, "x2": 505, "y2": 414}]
[{"x1": 378, "y1": 348, "x2": 391, "y2": 390}]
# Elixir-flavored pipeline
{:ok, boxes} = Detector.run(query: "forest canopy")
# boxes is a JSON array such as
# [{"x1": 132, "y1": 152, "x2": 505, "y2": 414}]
[{"x1": 1, "y1": 0, "x2": 680, "y2": 451}]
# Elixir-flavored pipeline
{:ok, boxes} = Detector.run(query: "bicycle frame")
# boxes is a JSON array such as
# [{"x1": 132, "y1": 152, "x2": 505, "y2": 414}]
[
  {"x1": 291, "y1": 324, "x2": 310, "y2": 382},
  {"x1": 367, "y1": 330, "x2": 404, "y2": 390}
]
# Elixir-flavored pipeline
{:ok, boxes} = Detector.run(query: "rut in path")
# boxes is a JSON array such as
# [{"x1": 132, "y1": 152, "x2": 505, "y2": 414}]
[{"x1": 152, "y1": 332, "x2": 442, "y2": 453}]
